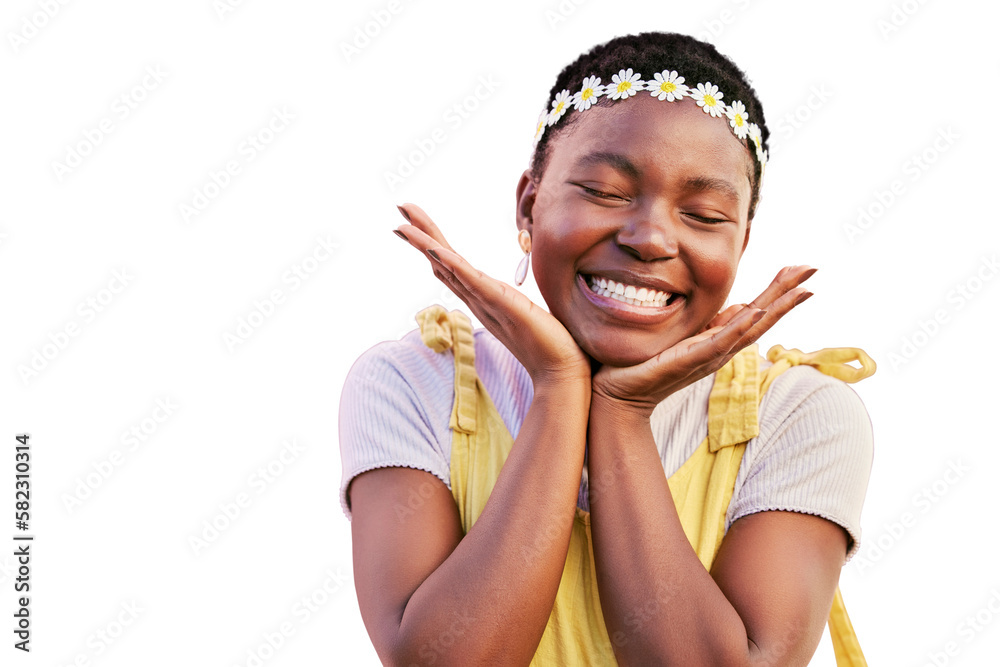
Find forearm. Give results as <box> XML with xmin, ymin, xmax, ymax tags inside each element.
<box><xmin>587</xmin><ymin>398</ymin><xmax>757</xmax><ymax>666</ymax></box>
<box><xmin>393</xmin><ymin>380</ymin><xmax>590</xmax><ymax>666</ymax></box>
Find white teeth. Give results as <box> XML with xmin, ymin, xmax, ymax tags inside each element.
<box><xmin>586</xmin><ymin>274</ymin><xmax>677</xmax><ymax>309</ymax></box>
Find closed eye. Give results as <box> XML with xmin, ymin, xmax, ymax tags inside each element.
<box><xmin>684</xmin><ymin>212</ymin><xmax>730</xmax><ymax>224</ymax></box>
<box><xmin>574</xmin><ymin>183</ymin><xmax>629</xmax><ymax>202</ymax></box>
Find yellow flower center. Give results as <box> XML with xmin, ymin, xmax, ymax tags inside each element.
<box><xmin>735</xmin><ymin>114</ymin><xmax>744</xmax><ymax>127</ymax></box>
<box><xmin>617</xmin><ymin>81</ymin><xmax>631</xmax><ymax>93</ymax></box>
<box><xmin>555</xmin><ymin>101</ymin><xmax>565</xmax><ymax>114</ymax></box>
<box><xmin>704</xmin><ymin>94</ymin><xmax>717</xmax><ymax>107</ymax></box>
<box><xmin>582</xmin><ymin>88</ymin><xmax>593</xmax><ymax>100</ymax></box>
<box><xmin>660</xmin><ymin>81</ymin><xmax>676</xmax><ymax>93</ymax></box>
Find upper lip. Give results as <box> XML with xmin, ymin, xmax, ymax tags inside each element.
<box><xmin>581</xmin><ymin>269</ymin><xmax>684</xmax><ymax>296</ymax></box>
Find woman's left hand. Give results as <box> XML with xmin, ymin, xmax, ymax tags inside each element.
<box><xmin>590</xmin><ymin>265</ymin><xmax>817</xmax><ymax>419</ymax></box>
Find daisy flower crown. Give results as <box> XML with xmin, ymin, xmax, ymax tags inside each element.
<box><xmin>532</xmin><ymin>68</ymin><xmax>768</xmax><ymax>169</ymax></box>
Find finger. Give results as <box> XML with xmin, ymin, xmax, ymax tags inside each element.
<box><xmin>426</xmin><ymin>246</ymin><xmax>525</xmax><ymax>317</ymax></box>
<box><xmin>704</xmin><ymin>303</ymin><xmax>748</xmax><ymax>330</ymax></box>
<box><xmin>695</xmin><ymin>306</ymin><xmax>767</xmax><ymax>354</ymax></box>
<box><xmin>394</xmin><ymin>224</ymin><xmax>459</xmax><ymax>286</ymax></box>
<box><xmin>392</xmin><ymin>225</ymin><xmax>480</xmax><ymax>308</ymax></box>
<box><xmin>427</xmin><ymin>253</ymin><xmax>478</xmax><ymax>308</ymax></box>
<box><xmin>734</xmin><ymin>286</ymin><xmax>813</xmax><ymax>350</ymax></box>
<box><xmin>648</xmin><ymin>306</ymin><xmax>767</xmax><ymax>381</ymax></box>
<box><xmin>425</xmin><ymin>246</ymin><xmax>560</xmax><ymax>344</ymax></box>
<box><xmin>683</xmin><ymin>307</ymin><xmax>769</xmax><ymax>378</ymax></box>
<box><xmin>701</xmin><ymin>266</ymin><xmax>814</xmax><ymax>334</ymax></box>
<box><xmin>747</xmin><ymin>265</ymin><xmax>817</xmax><ymax>312</ymax></box>
<box><xmin>395</xmin><ymin>223</ymin><xmax>442</xmax><ymax>257</ymax></box>
<box><xmin>715</xmin><ymin>265</ymin><xmax>815</xmax><ymax>350</ymax></box>
<box><xmin>396</xmin><ymin>203</ymin><xmax>456</xmax><ymax>253</ymax></box>
<box><xmin>602</xmin><ymin>306</ymin><xmax>767</xmax><ymax>403</ymax></box>
<box><xmin>394</xmin><ymin>212</ymin><xmax>554</xmax><ymax>350</ymax></box>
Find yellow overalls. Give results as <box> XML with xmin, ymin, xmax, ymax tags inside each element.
<box><xmin>416</xmin><ymin>305</ymin><xmax>875</xmax><ymax>666</ymax></box>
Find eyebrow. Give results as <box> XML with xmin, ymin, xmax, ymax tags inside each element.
<box><xmin>681</xmin><ymin>176</ymin><xmax>742</xmax><ymax>203</ymax></box>
<box><xmin>573</xmin><ymin>151</ymin><xmax>641</xmax><ymax>180</ymax></box>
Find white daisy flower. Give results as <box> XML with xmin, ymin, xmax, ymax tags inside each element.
<box><xmin>748</xmin><ymin>123</ymin><xmax>763</xmax><ymax>152</ymax></box>
<box><xmin>748</xmin><ymin>122</ymin><xmax>767</xmax><ymax>165</ymax></box>
<box><xmin>547</xmin><ymin>89</ymin><xmax>572</xmax><ymax>126</ymax></box>
<box><xmin>647</xmin><ymin>70</ymin><xmax>688</xmax><ymax>102</ymax></box>
<box><xmin>532</xmin><ymin>109</ymin><xmax>548</xmax><ymax>147</ymax></box>
<box><xmin>572</xmin><ymin>76</ymin><xmax>604</xmax><ymax>111</ymax></box>
<box><xmin>726</xmin><ymin>100</ymin><xmax>750</xmax><ymax>139</ymax></box>
<box><xmin>609</xmin><ymin>68</ymin><xmax>642</xmax><ymax>100</ymax></box>
<box><xmin>692</xmin><ymin>82</ymin><xmax>725</xmax><ymax>118</ymax></box>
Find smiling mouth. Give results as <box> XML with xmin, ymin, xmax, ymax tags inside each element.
<box><xmin>584</xmin><ymin>274</ymin><xmax>682</xmax><ymax>308</ymax></box>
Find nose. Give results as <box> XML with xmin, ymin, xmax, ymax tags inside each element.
<box><xmin>614</xmin><ymin>203</ymin><xmax>679</xmax><ymax>262</ymax></box>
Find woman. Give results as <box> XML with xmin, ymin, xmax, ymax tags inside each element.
<box><xmin>341</xmin><ymin>32</ymin><xmax>874</xmax><ymax>665</ymax></box>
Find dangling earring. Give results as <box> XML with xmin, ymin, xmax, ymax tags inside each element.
<box><xmin>514</xmin><ymin>229</ymin><xmax>532</xmax><ymax>286</ymax></box>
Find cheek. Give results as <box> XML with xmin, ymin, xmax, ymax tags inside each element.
<box><xmin>530</xmin><ymin>234</ymin><xmax>576</xmax><ymax>307</ymax></box>
<box><xmin>687</xmin><ymin>241</ymin><xmax>741</xmax><ymax>308</ymax></box>
<box><xmin>529</xmin><ymin>207</ymin><xmax>592</xmax><ymax>281</ymax></box>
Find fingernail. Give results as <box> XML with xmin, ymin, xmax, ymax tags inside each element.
<box><xmin>396</xmin><ymin>205</ymin><xmax>411</xmax><ymax>222</ymax></box>
<box><xmin>751</xmin><ymin>309</ymin><xmax>767</xmax><ymax>324</ymax></box>
<box><xmin>795</xmin><ymin>291</ymin><xmax>814</xmax><ymax>306</ymax></box>
<box><xmin>427</xmin><ymin>248</ymin><xmax>441</xmax><ymax>262</ymax></box>
<box><xmin>392</xmin><ymin>229</ymin><xmax>407</xmax><ymax>240</ymax></box>
<box><xmin>801</xmin><ymin>267</ymin><xmax>818</xmax><ymax>281</ymax></box>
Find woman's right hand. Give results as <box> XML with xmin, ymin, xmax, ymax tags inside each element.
<box><xmin>395</xmin><ymin>203</ymin><xmax>592</xmax><ymax>387</ymax></box>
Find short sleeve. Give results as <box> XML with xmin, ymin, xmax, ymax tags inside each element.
<box><xmin>726</xmin><ymin>366</ymin><xmax>875</xmax><ymax>562</ymax></box>
<box><xmin>338</xmin><ymin>332</ymin><xmax>454</xmax><ymax>520</ymax></box>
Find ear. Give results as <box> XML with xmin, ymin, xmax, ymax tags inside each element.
<box><xmin>515</xmin><ymin>169</ymin><xmax>536</xmax><ymax>235</ymax></box>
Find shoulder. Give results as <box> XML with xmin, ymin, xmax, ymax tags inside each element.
<box><xmin>757</xmin><ymin>361</ymin><xmax>873</xmax><ymax>442</ymax></box>
<box><xmin>730</xmin><ymin>357</ymin><xmax>875</xmax><ymax>561</ymax></box>
<box><xmin>342</xmin><ymin>328</ymin><xmax>452</xmax><ymax>392</ymax></box>
<box><xmin>338</xmin><ymin>329</ymin><xmax>457</xmax><ymax>520</ymax></box>
<box><xmin>338</xmin><ymin>315</ymin><xmax>530</xmax><ymax>519</ymax></box>
<box><xmin>342</xmin><ymin>318</ymin><xmax>527</xmax><ymax>397</ymax></box>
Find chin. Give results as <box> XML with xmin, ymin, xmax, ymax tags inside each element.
<box><xmin>580</xmin><ymin>336</ymin><xmax>670</xmax><ymax>369</ymax></box>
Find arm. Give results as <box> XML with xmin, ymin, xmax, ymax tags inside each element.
<box><xmin>351</xmin><ymin>376</ymin><xmax>590</xmax><ymax>666</ymax></box>
<box><xmin>587</xmin><ymin>398</ymin><xmax>846</xmax><ymax>666</ymax></box>
<box><xmin>349</xmin><ymin>203</ymin><xmax>595</xmax><ymax>665</ymax></box>
<box><xmin>585</xmin><ymin>265</ymin><xmax>847</xmax><ymax>664</ymax></box>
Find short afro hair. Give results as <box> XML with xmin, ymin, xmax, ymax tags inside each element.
<box><xmin>530</xmin><ymin>32</ymin><xmax>770</xmax><ymax>220</ymax></box>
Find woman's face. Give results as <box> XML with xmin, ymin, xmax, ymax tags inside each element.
<box><xmin>517</xmin><ymin>95</ymin><xmax>754</xmax><ymax>367</ymax></box>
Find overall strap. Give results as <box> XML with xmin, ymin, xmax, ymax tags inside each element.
<box><xmin>672</xmin><ymin>345</ymin><xmax>762</xmax><ymax>569</ymax></box>
<box><xmin>416</xmin><ymin>305</ymin><xmax>514</xmax><ymax>532</ymax></box>
<box><xmin>416</xmin><ymin>305</ymin><xmax>478</xmax><ymax>435</ymax></box>
<box><xmin>764</xmin><ymin>345</ymin><xmax>876</xmax><ymax>386</ymax></box>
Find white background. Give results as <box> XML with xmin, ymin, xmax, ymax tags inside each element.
<box><xmin>2</xmin><ymin>0</ymin><xmax>998</xmax><ymax>665</ymax></box>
